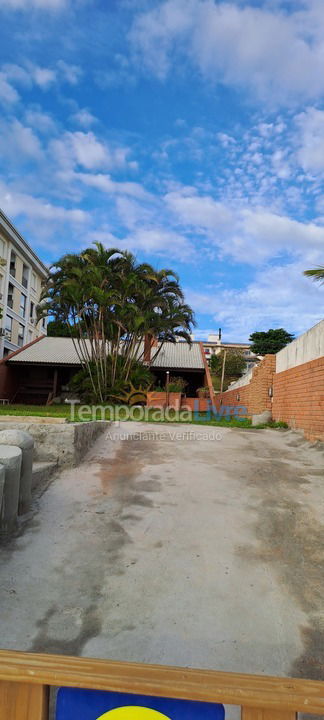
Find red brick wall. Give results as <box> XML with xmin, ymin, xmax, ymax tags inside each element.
<box><xmin>146</xmin><ymin>391</ymin><xmax>181</xmax><ymax>410</ymax></box>
<box><xmin>181</xmin><ymin>397</ymin><xmax>209</xmax><ymax>412</ymax></box>
<box><xmin>273</xmin><ymin>357</ymin><xmax>324</xmax><ymax>442</ymax></box>
<box><xmin>147</xmin><ymin>392</ymin><xmax>208</xmax><ymax>412</ymax></box>
<box><xmin>214</xmin><ymin>355</ymin><xmax>276</xmax><ymax>417</ymax></box>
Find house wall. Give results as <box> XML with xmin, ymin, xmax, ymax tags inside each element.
<box><xmin>214</xmin><ymin>321</ymin><xmax>324</xmax><ymax>442</ymax></box>
<box><xmin>214</xmin><ymin>355</ymin><xmax>276</xmax><ymax>417</ymax></box>
<box><xmin>275</xmin><ymin>320</ymin><xmax>324</xmax><ymax>371</ymax></box>
<box><xmin>272</xmin><ymin>322</ymin><xmax>324</xmax><ymax>442</ymax></box>
<box><xmin>146</xmin><ymin>392</ymin><xmax>209</xmax><ymax>412</ymax></box>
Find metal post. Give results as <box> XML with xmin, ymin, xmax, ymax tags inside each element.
<box><xmin>166</xmin><ymin>370</ymin><xmax>170</xmax><ymax>408</ymax></box>
<box><xmin>220</xmin><ymin>350</ymin><xmax>227</xmax><ymax>393</ymax></box>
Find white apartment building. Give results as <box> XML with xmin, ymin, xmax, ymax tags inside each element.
<box><xmin>202</xmin><ymin>330</ymin><xmax>258</xmax><ymax>371</ymax></box>
<box><xmin>0</xmin><ymin>210</ymin><xmax>48</xmax><ymax>358</ymax></box>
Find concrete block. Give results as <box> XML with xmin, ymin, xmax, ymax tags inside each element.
<box><xmin>0</xmin><ymin>445</ymin><xmax>22</xmax><ymax>536</ymax></box>
<box><xmin>252</xmin><ymin>410</ymin><xmax>272</xmax><ymax>426</ymax></box>
<box><xmin>0</xmin><ymin>420</ymin><xmax>109</xmax><ymax>468</ymax></box>
<box><xmin>0</xmin><ymin>429</ymin><xmax>34</xmax><ymax>515</ymax></box>
<box><xmin>32</xmin><ymin>461</ymin><xmax>57</xmax><ymax>492</ymax></box>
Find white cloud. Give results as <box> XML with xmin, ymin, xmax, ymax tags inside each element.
<box><xmin>4</xmin><ymin>62</ymin><xmax>57</xmax><ymax>90</ymax></box>
<box><xmin>0</xmin><ymin>0</ymin><xmax>67</xmax><ymax>8</ymax></box>
<box><xmin>296</xmin><ymin>107</ymin><xmax>324</xmax><ymax>173</ymax></box>
<box><xmin>1</xmin><ymin>62</ymin><xmax>57</xmax><ymax>93</ymax></box>
<box><xmin>24</xmin><ymin>109</ymin><xmax>57</xmax><ymax>134</ymax></box>
<box><xmin>1</xmin><ymin>59</ymin><xmax>81</xmax><ymax>96</ymax></box>
<box><xmin>0</xmin><ymin>73</ymin><xmax>19</xmax><ymax>104</ymax></box>
<box><xmin>51</xmin><ymin>131</ymin><xmax>132</xmax><ymax>172</ymax></box>
<box><xmin>0</xmin><ymin>182</ymin><xmax>88</xmax><ymax>225</ymax></box>
<box><xmin>0</xmin><ymin>119</ymin><xmax>43</xmax><ymax>162</ymax></box>
<box><xmin>237</xmin><ymin>208</ymin><xmax>324</xmax><ymax>262</ymax></box>
<box><xmin>88</xmin><ymin>226</ymin><xmax>194</xmax><ymax>261</ymax></box>
<box><xmin>76</xmin><ymin>172</ymin><xmax>150</xmax><ymax>199</ymax></box>
<box><xmin>71</xmin><ymin>108</ymin><xmax>97</xmax><ymax>128</ymax></box>
<box><xmin>115</xmin><ymin>196</ymin><xmax>155</xmax><ymax>230</ymax></box>
<box><xmin>130</xmin><ymin>0</ymin><xmax>324</xmax><ymax>105</ymax></box>
<box><xmin>68</xmin><ymin>132</ymin><xmax>103</xmax><ymax>169</ymax></box>
<box><xmin>32</xmin><ymin>66</ymin><xmax>56</xmax><ymax>89</ymax></box>
<box><xmin>121</xmin><ymin>228</ymin><xmax>194</xmax><ymax>261</ymax></box>
<box><xmin>1</xmin><ymin>63</ymin><xmax>30</xmax><ymax>87</ymax></box>
<box><xmin>186</xmin><ymin>261</ymin><xmax>324</xmax><ymax>341</ymax></box>
<box><xmin>217</xmin><ymin>132</ymin><xmax>236</xmax><ymax>148</ymax></box>
<box><xmin>164</xmin><ymin>188</ymin><xmax>324</xmax><ymax>264</ymax></box>
<box><xmin>165</xmin><ymin>188</ymin><xmax>232</xmax><ymax>229</ymax></box>
<box><xmin>57</xmin><ymin>60</ymin><xmax>83</xmax><ymax>85</ymax></box>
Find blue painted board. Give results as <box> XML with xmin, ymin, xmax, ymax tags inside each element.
<box><xmin>56</xmin><ymin>687</ymin><xmax>225</xmax><ymax>719</ymax></box>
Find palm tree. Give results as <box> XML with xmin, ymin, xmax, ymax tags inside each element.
<box><xmin>38</xmin><ymin>245</ymin><xmax>122</xmax><ymax>401</ymax></box>
<box><xmin>38</xmin><ymin>244</ymin><xmax>195</xmax><ymax>402</ymax></box>
<box><xmin>304</xmin><ymin>266</ymin><xmax>324</xmax><ymax>284</ymax></box>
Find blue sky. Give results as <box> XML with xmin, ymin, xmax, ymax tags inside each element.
<box><xmin>0</xmin><ymin>0</ymin><xmax>324</xmax><ymax>341</ymax></box>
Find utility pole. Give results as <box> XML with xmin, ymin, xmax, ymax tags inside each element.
<box><xmin>220</xmin><ymin>349</ymin><xmax>227</xmax><ymax>393</ymax></box>
<box><xmin>166</xmin><ymin>370</ymin><xmax>170</xmax><ymax>408</ymax></box>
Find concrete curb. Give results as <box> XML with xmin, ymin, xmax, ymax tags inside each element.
<box><xmin>0</xmin><ymin>446</ymin><xmax>22</xmax><ymax>535</ymax></box>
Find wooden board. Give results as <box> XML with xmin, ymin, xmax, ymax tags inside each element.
<box><xmin>242</xmin><ymin>708</ymin><xmax>297</xmax><ymax>720</ymax></box>
<box><xmin>0</xmin><ymin>650</ymin><xmax>323</xmax><ymax>714</ymax></box>
<box><xmin>0</xmin><ymin>680</ymin><xmax>48</xmax><ymax>720</ymax></box>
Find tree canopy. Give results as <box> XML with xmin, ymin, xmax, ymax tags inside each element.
<box><xmin>210</xmin><ymin>349</ymin><xmax>246</xmax><ymax>377</ymax></box>
<box><xmin>249</xmin><ymin>328</ymin><xmax>294</xmax><ymax>355</ymax></box>
<box><xmin>304</xmin><ymin>266</ymin><xmax>324</xmax><ymax>284</ymax></box>
<box><xmin>47</xmin><ymin>320</ymin><xmax>75</xmax><ymax>337</ymax></box>
<box><xmin>38</xmin><ymin>243</ymin><xmax>195</xmax><ymax>402</ymax></box>
<box><xmin>210</xmin><ymin>349</ymin><xmax>247</xmax><ymax>391</ymax></box>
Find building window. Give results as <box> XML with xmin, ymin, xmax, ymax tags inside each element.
<box><xmin>5</xmin><ymin>315</ymin><xmax>12</xmax><ymax>340</ymax></box>
<box><xmin>0</xmin><ymin>238</ymin><xmax>5</xmax><ymax>261</ymax></box>
<box><xmin>19</xmin><ymin>292</ymin><xmax>26</xmax><ymax>318</ymax></box>
<box><xmin>3</xmin><ymin>348</ymin><xmax>10</xmax><ymax>358</ymax></box>
<box><xmin>10</xmin><ymin>251</ymin><xmax>16</xmax><ymax>278</ymax></box>
<box><xmin>31</xmin><ymin>272</ymin><xmax>37</xmax><ymax>292</ymax></box>
<box><xmin>22</xmin><ymin>264</ymin><xmax>29</xmax><ymax>289</ymax></box>
<box><xmin>30</xmin><ymin>301</ymin><xmax>34</xmax><ymax>320</ymax></box>
<box><xmin>28</xmin><ymin>329</ymin><xmax>33</xmax><ymax>343</ymax></box>
<box><xmin>7</xmin><ymin>283</ymin><xmax>14</xmax><ymax>309</ymax></box>
<box><xmin>42</xmin><ymin>316</ymin><xmax>46</xmax><ymax>330</ymax></box>
<box><xmin>17</xmin><ymin>323</ymin><xmax>24</xmax><ymax>347</ymax></box>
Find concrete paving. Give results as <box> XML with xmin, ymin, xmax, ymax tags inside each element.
<box><xmin>0</xmin><ymin>422</ymin><xmax>323</xmax><ymax>682</ymax></box>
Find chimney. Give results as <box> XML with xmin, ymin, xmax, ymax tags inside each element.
<box><xmin>144</xmin><ymin>335</ymin><xmax>151</xmax><ymax>363</ymax></box>
<box><xmin>219</xmin><ymin>328</ymin><xmax>222</xmax><ymax>341</ymax></box>
<box><xmin>144</xmin><ymin>335</ymin><xmax>158</xmax><ymax>364</ymax></box>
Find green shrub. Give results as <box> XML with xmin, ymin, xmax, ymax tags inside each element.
<box><xmin>70</xmin><ymin>357</ymin><xmax>154</xmax><ymax>403</ymax></box>
<box><xmin>167</xmin><ymin>376</ymin><xmax>188</xmax><ymax>393</ymax></box>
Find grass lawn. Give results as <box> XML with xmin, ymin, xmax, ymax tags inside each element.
<box><xmin>0</xmin><ymin>404</ymin><xmax>287</xmax><ymax>429</ymax></box>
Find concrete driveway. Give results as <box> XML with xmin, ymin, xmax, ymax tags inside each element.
<box><xmin>0</xmin><ymin>422</ymin><xmax>323</xmax><ymax>681</ymax></box>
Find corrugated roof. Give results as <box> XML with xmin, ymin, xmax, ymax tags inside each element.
<box><xmin>9</xmin><ymin>337</ymin><xmax>86</xmax><ymax>365</ymax></box>
<box><xmin>149</xmin><ymin>342</ymin><xmax>204</xmax><ymax>369</ymax></box>
<box><xmin>8</xmin><ymin>337</ymin><xmax>204</xmax><ymax>370</ymax></box>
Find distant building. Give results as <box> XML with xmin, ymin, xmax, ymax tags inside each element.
<box><xmin>202</xmin><ymin>329</ymin><xmax>259</xmax><ymax>372</ymax></box>
<box><xmin>0</xmin><ymin>210</ymin><xmax>48</xmax><ymax>358</ymax></box>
